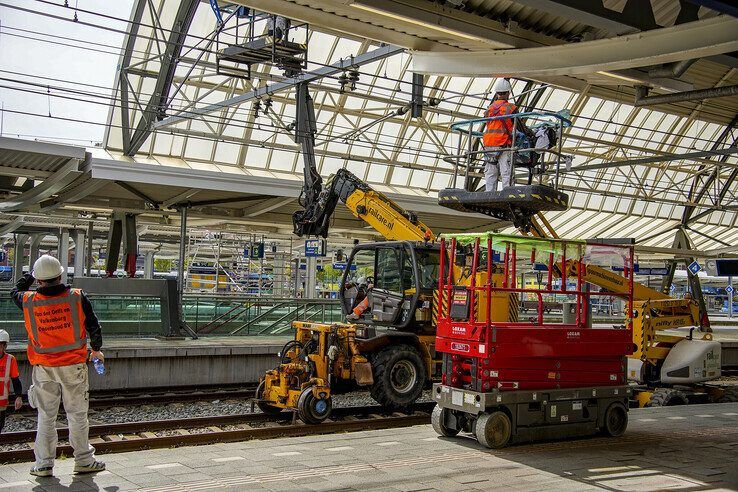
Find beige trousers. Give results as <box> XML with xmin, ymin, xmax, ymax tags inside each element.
<box><xmin>31</xmin><ymin>363</ymin><xmax>95</xmax><ymax>468</ymax></box>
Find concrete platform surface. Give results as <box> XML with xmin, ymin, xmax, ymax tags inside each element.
<box><xmin>6</xmin><ymin>336</ymin><xmax>292</xmax><ymax>359</ymax></box>
<box><xmin>1</xmin><ymin>403</ymin><xmax>737</xmax><ymax>491</ymax></box>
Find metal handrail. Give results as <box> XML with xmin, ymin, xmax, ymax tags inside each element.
<box><xmin>448</xmin><ymin>111</ymin><xmax>571</xmax><ymax>190</ymax></box>
<box><xmin>449</xmin><ymin>111</ymin><xmax>572</xmax><ymax>135</ymax></box>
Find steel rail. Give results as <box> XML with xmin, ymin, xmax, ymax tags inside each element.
<box><xmin>0</xmin><ymin>403</ymin><xmax>435</xmax><ymax>464</ymax></box>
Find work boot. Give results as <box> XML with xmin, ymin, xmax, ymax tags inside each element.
<box><xmin>74</xmin><ymin>461</ymin><xmax>106</xmax><ymax>474</ymax></box>
<box><xmin>29</xmin><ymin>466</ymin><xmax>53</xmax><ymax>477</ymax></box>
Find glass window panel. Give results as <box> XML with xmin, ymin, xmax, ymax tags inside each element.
<box><xmin>367</xmin><ymin>163</ymin><xmax>387</xmax><ymax>183</ymax></box>
<box><xmin>409</xmin><ymin>169</ymin><xmax>430</xmax><ymax>189</ymax></box>
<box><xmin>390</xmin><ymin>167</ymin><xmax>411</xmax><ymax>186</ymax></box>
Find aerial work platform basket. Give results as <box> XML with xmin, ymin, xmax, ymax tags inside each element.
<box><xmin>214</xmin><ymin>12</ymin><xmax>308</xmax><ymax>78</ymax></box>
<box><xmin>439</xmin><ymin>111</ymin><xmax>572</xmax><ymax>230</ymax></box>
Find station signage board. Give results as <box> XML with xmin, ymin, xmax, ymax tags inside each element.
<box><xmin>688</xmin><ymin>261</ymin><xmax>702</xmax><ymax>275</ymax></box>
<box><xmin>305</xmin><ymin>239</ymin><xmax>326</xmax><ymax>257</ymax></box>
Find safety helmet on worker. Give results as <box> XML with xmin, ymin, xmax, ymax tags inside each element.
<box><xmin>493</xmin><ymin>78</ymin><xmax>512</xmax><ymax>95</ymax></box>
<box><xmin>356</xmin><ymin>276</ymin><xmax>367</xmax><ymax>287</ymax></box>
<box><xmin>0</xmin><ymin>329</ymin><xmax>9</xmax><ymax>344</ymax></box>
<box><xmin>32</xmin><ymin>255</ymin><xmax>64</xmax><ymax>281</ymax></box>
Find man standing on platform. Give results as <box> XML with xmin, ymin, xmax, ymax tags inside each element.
<box><xmin>482</xmin><ymin>79</ymin><xmax>535</xmax><ymax>191</ymax></box>
<box><xmin>10</xmin><ymin>255</ymin><xmax>105</xmax><ymax>477</ymax></box>
<box><xmin>0</xmin><ymin>329</ymin><xmax>23</xmax><ymax>433</ymax></box>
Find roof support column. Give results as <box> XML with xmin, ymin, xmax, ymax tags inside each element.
<box><xmin>13</xmin><ymin>234</ymin><xmax>28</xmax><ymax>283</ymax></box>
<box><xmin>74</xmin><ymin>229</ymin><xmax>86</xmax><ymax>280</ymax></box>
<box><xmin>659</xmin><ymin>227</ymin><xmax>710</xmax><ymax>330</ymax></box>
<box><xmin>59</xmin><ymin>229</ymin><xmax>70</xmax><ymax>285</ymax></box>
<box><xmin>28</xmin><ymin>234</ymin><xmax>44</xmax><ymax>271</ymax></box>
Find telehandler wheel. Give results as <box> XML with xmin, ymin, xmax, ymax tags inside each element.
<box><xmin>717</xmin><ymin>386</ymin><xmax>738</xmax><ymax>403</ymax></box>
<box><xmin>645</xmin><ymin>388</ymin><xmax>688</xmax><ymax>407</ymax></box>
<box><xmin>431</xmin><ymin>405</ymin><xmax>460</xmax><ymax>437</ymax></box>
<box><xmin>602</xmin><ymin>402</ymin><xmax>628</xmax><ymax>437</ymax></box>
<box><xmin>370</xmin><ymin>344</ymin><xmax>426</xmax><ymax>410</ymax></box>
<box><xmin>255</xmin><ymin>381</ymin><xmax>283</xmax><ymax>415</ymax></box>
<box><xmin>475</xmin><ymin>411</ymin><xmax>511</xmax><ymax>449</ymax></box>
<box><xmin>297</xmin><ymin>388</ymin><xmax>332</xmax><ymax>424</ymax></box>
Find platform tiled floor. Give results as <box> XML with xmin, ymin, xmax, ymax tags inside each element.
<box><xmin>1</xmin><ymin>403</ymin><xmax>737</xmax><ymax>491</ymax></box>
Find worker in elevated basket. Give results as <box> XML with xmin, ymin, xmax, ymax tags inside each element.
<box><xmin>10</xmin><ymin>255</ymin><xmax>105</xmax><ymax>477</ymax></box>
<box><xmin>0</xmin><ymin>329</ymin><xmax>23</xmax><ymax>433</ymax></box>
<box><xmin>482</xmin><ymin>78</ymin><xmax>535</xmax><ymax>191</ymax></box>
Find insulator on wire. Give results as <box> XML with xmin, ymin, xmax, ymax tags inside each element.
<box><xmin>348</xmin><ymin>70</ymin><xmax>360</xmax><ymax>91</ymax></box>
<box><xmin>338</xmin><ymin>73</ymin><xmax>349</xmax><ymax>93</ymax></box>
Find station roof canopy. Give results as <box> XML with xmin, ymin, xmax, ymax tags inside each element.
<box><xmin>0</xmin><ymin>0</ymin><xmax>737</xmax><ymax>254</ymax></box>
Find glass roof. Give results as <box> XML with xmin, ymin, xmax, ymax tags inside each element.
<box><xmin>21</xmin><ymin>0</ymin><xmax>731</xmax><ymax>250</ymax></box>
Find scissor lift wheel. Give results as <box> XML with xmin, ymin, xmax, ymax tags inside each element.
<box><xmin>431</xmin><ymin>405</ymin><xmax>460</xmax><ymax>437</ymax></box>
<box><xmin>475</xmin><ymin>411</ymin><xmax>512</xmax><ymax>449</ymax></box>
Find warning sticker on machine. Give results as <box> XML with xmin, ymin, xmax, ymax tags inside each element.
<box><xmin>452</xmin><ymin>391</ymin><xmax>463</xmax><ymax>406</ymax></box>
<box><xmin>550</xmin><ymin>405</ymin><xmax>557</xmax><ymax>417</ymax></box>
<box><xmin>572</xmin><ymin>401</ymin><xmax>582</xmax><ymax>410</ymax></box>
<box><xmin>464</xmin><ymin>393</ymin><xmax>476</xmax><ymax>405</ymax></box>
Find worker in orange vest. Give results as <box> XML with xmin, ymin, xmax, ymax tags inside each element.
<box><xmin>0</xmin><ymin>329</ymin><xmax>23</xmax><ymax>434</ymax></box>
<box><xmin>10</xmin><ymin>255</ymin><xmax>105</xmax><ymax>477</ymax></box>
<box><xmin>346</xmin><ymin>276</ymin><xmax>373</xmax><ymax>321</ymax></box>
<box><xmin>482</xmin><ymin>79</ymin><xmax>535</xmax><ymax>191</ymax></box>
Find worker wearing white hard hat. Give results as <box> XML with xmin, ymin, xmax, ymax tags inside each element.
<box><xmin>0</xmin><ymin>328</ymin><xmax>22</xmax><ymax>434</ymax></box>
<box><xmin>347</xmin><ymin>276</ymin><xmax>374</xmax><ymax>321</ymax></box>
<box><xmin>10</xmin><ymin>254</ymin><xmax>105</xmax><ymax>476</ymax></box>
<box><xmin>482</xmin><ymin>78</ymin><xmax>535</xmax><ymax>192</ymax></box>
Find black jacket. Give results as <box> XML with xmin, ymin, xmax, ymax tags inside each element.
<box><xmin>10</xmin><ymin>274</ymin><xmax>103</xmax><ymax>351</ymax></box>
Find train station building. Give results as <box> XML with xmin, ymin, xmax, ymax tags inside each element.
<box><xmin>0</xmin><ymin>0</ymin><xmax>737</xmax><ymax>490</ymax></box>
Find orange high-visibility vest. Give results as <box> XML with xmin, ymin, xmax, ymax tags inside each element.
<box><xmin>352</xmin><ymin>296</ymin><xmax>369</xmax><ymax>316</ymax></box>
<box><xmin>22</xmin><ymin>289</ymin><xmax>88</xmax><ymax>367</ymax></box>
<box><xmin>0</xmin><ymin>353</ymin><xmax>18</xmax><ymax>407</ymax></box>
<box><xmin>482</xmin><ymin>100</ymin><xmax>516</xmax><ymax>148</ymax></box>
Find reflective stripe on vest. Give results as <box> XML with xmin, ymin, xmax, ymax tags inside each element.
<box><xmin>0</xmin><ymin>355</ymin><xmax>11</xmax><ymax>402</ymax></box>
<box><xmin>483</xmin><ymin>101</ymin><xmax>515</xmax><ymax>146</ymax></box>
<box><xmin>23</xmin><ymin>290</ymin><xmax>86</xmax><ymax>354</ymax></box>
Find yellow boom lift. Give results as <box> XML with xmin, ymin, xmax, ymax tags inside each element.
<box><xmin>256</xmin><ymin>84</ymin><xmax>725</xmax><ymax>423</ymax></box>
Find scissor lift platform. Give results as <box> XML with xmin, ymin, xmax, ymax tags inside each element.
<box><xmin>438</xmin><ymin>185</ymin><xmax>568</xmax><ymax>229</ymax></box>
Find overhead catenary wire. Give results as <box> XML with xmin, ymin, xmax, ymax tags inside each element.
<box><xmin>0</xmin><ymin>1</ymin><xmax>734</xmax><ymax>178</ymax></box>
<box><xmin>2</xmin><ymin>76</ymin><xmax>733</xmax><ymax>199</ymax></box>
<box><xmin>0</xmin><ymin>9</ymin><xmax>732</xmax><ymax>147</ymax></box>
<box><xmin>2</xmin><ymin>102</ymin><xmax>726</xmax><ymax>209</ymax></box>
<box><xmin>9</xmin><ymin>0</ymin><xmax>731</xmax><ymax>128</ymax></box>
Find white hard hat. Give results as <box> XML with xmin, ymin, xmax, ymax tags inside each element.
<box><xmin>0</xmin><ymin>329</ymin><xmax>9</xmax><ymax>343</ymax></box>
<box><xmin>32</xmin><ymin>254</ymin><xmax>64</xmax><ymax>281</ymax></box>
<box><xmin>356</xmin><ymin>276</ymin><xmax>367</xmax><ymax>286</ymax></box>
<box><xmin>493</xmin><ymin>78</ymin><xmax>512</xmax><ymax>94</ymax></box>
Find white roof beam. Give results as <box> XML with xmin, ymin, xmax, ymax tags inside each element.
<box><xmin>411</xmin><ymin>16</ymin><xmax>738</xmax><ymax>77</ymax></box>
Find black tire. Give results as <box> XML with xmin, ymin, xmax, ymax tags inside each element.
<box><xmin>370</xmin><ymin>344</ymin><xmax>427</xmax><ymax>410</ymax></box>
<box><xmin>602</xmin><ymin>402</ymin><xmax>628</xmax><ymax>437</ymax></box>
<box><xmin>279</xmin><ymin>340</ymin><xmax>304</xmax><ymax>364</ymax></box>
<box><xmin>297</xmin><ymin>388</ymin><xmax>332</xmax><ymax>424</ymax></box>
<box><xmin>717</xmin><ymin>386</ymin><xmax>738</xmax><ymax>403</ymax></box>
<box><xmin>475</xmin><ymin>411</ymin><xmax>511</xmax><ymax>449</ymax></box>
<box><xmin>431</xmin><ymin>405</ymin><xmax>460</xmax><ymax>437</ymax></box>
<box><xmin>255</xmin><ymin>380</ymin><xmax>283</xmax><ymax>415</ymax></box>
<box><xmin>644</xmin><ymin>388</ymin><xmax>689</xmax><ymax>407</ymax></box>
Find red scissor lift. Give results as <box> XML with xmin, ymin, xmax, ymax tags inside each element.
<box><xmin>432</xmin><ymin>232</ymin><xmax>635</xmax><ymax>448</ymax></box>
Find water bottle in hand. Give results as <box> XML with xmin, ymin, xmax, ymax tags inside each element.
<box><xmin>92</xmin><ymin>357</ymin><xmax>105</xmax><ymax>375</ymax></box>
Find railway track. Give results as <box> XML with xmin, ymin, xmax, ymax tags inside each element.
<box><xmin>0</xmin><ymin>402</ymin><xmax>435</xmax><ymax>464</ymax></box>
<box><xmin>13</xmin><ymin>385</ymin><xmax>258</xmax><ymax>416</ymax></box>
